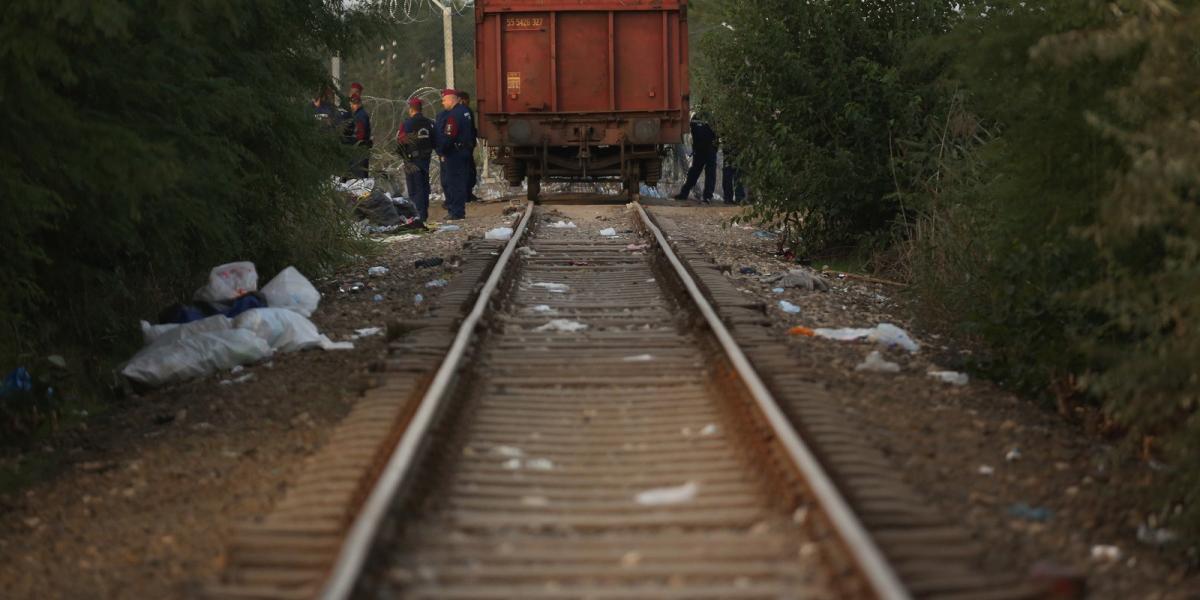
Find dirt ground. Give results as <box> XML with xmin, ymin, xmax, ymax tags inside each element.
<box><xmin>644</xmin><ymin>198</ymin><xmax>1200</xmax><ymax>599</ymax></box>
<box><xmin>1</xmin><ymin>192</ymin><xmax>1196</xmax><ymax>599</ymax></box>
<box><xmin>0</xmin><ymin>198</ymin><xmax>519</xmax><ymax>599</ymax></box>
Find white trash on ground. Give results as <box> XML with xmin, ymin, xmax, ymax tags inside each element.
<box><xmin>635</xmin><ymin>481</ymin><xmax>699</xmax><ymax>506</ymax></box>
<box><xmin>599</xmin><ymin>228</ymin><xmax>617</xmax><ymax>237</ymax></box>
<box><xmin>233</xmin><ymin>308</ymin><xmax>337</xmax><ymax>353</ymax></box>
<box><xmin>367</xmin><ymin>266</ymin><xmax>389</xmax><ymax>277</ymax></box>
<box><xmin>260</xmin><ymin>266</ymin><xmax>321</xmax><ymax>317</ymax></box>
<box><xmin>485</xmin><ymin>227</ymin><xmax>514</xmax><ymax>241</ymax></box>
<box><xmin>351</xmin><ymin>327</ymin><xmax>384</xmax><ymax>340</ymax></box>
<box><xmin>814</xmin><ymin>323</ymin><xmax>920</xmax><ymax>353</ymax></box>
<box><xmin>531</xmin><ymin>282</ymin><xmax>570</xmax><ymax>293</ymax></box>
<box><xmin>534</xmin><ymin>319</ymin><xmax>588</xmax><ymax>333</ymax></box>
<box><xmin>140</xmin><ymin>314</ymin><xmax>232</xmax><ymax>347</ymax></box>
<box><xmin>623</xmin><ymin>354</ymin><xmax>654</xmax><ymax>362</ymax></box>
<box><xmin>531</xmin><ymin>305</ymin><xmax>556</xmax><ymax>314</ymax></box>
<box><xmin>121</xmin><ymin>330</ymin><xmax>271</xmax><ymax>387</ymax></box>
<box><xmin>778</xmin><ymin>300</ymin><xmax>802</xmax><ymax>314</ymax></box>
<box><xmin>855</xmin><ymin>351</ymin><xmax>901</xmax><ymax>373</ymax></box>
<box><xmin>438</xmin><ymin>224</ymin><xmax>461</xmax><ymax>232</ymax></box>
<box><xmin>547</xmin><ymin>221</ymin><xmax>577</xmax><ymax>229</ymax></box>
<box><xmin>928</xmin><ymin>370</ymin><xmax>969</xmax><ymax>386</ymax></box>
<box><xmin>194</xmin><ymin>262</ymin><xmax>258</xmax><ymax>303</ymax></box>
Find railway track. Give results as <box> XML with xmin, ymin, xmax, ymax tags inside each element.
<box><xmin>215</xmin><ymin>202</ymin><xmax>1041</xmax><ymax>600</ymax></box>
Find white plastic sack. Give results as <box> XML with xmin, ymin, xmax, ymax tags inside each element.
<box><xmin>121</xmin><ymin>329</ymin><xmax>271</xmax><ymax>387</ymax></box>
<box><xmin>260</xmin><ymin>266</ymin><xmax>321</xmax><ymax>317</ymax></box>
<box><xmin>140</xmin><ymin>314</ymin><xmax>232</xmax><ymax>347</ymax></box>
<box><xmin>814</xmin><ymin>323</ymin><xmax>920</xmax><ymax>353</ymax></box>
<box><xmin>485</xmin><ymin>227</ymin><xmax>514</xmax><ymax>241</ymax></box>
<box><xmin>195</xmin><ymin>262</ymin><xmax>258</xmax><ymax>303</ymax></box>
<box><xmin>233</xmin><ymin>308</ymin><xmax>327</xmax><ymax>353</ymax></box>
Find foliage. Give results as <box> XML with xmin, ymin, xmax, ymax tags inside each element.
<box><xmin>0</xmin><ymin>0</ymin><xmax>392</xmax><ymax>442</ymax></box>
<box><xmin>696</xmin><ymin>0</ymin><xmax>957</xmax><ymax>252</ymax></box>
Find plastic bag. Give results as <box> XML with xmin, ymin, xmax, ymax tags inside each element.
<box><xmin>233</xmin><ymin>308</ymin><xmax>327</xmax><ymax>353</ymax></box>
<box><xmin>140</xmin><ymin>314</ymin><xmax>232</xmax><ymax>347</ymax></box>
<box><xmin>260</xmin><ymin>266</ymin><xmax>321</xmax><ymax>317</ymax></box>
<box><xmin>485</xmin><ymin>227</ymin><xmax>514</xmax><ymax>241</ymax></box>
<box><xmin>195</xmin><ymin>262</ymin><xmax>258</xmax><ymax>304</ymax></box>
<box><xmin>121</xmin><ymin>330</ymin><xmax>271</xmax><ymax>387</ymax></box>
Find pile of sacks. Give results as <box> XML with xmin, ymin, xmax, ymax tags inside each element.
<box><xmin>121</xmin><ymin>262</ymin><xmax>351</xmax><ymax>388</ymax></box>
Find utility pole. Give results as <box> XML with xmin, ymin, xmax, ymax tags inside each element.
<box><xmin>428</xmin><ymin>0</ymin><xmax>456</xmax><ymax>89</ymax></box>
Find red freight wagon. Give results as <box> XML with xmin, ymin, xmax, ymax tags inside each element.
<box><xmin>474</xmin><ymin>0</ymin><xmax>690</xmax><ymax>200</ymax></box>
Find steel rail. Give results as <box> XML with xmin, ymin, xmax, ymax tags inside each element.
<box><xmin>634</xmin><ymin>202</ymin><xmax>911</xmax><ymax>600</ymax></box>
<box><xmin>318</xmin><ymin>202</ymin><xmax>535</xmax><ymax>600</ymax></box>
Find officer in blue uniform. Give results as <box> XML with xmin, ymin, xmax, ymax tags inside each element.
<box><xmin>458</xmin><ymin>91</ymin><xmax>480</xmax><ymax>202</ymax></box>
<box><xmin>398</xmin><ymin>97</ymin><xmax>435</xmax><ymax>223</ymax></box>
<box><xmin>673</xmin><ymin>112</ymin><xmax>719</xmax><ymax>203</ymax></box>
<box><xmin>346</xmin><ymin>93</ymin><xmax>372</xmax><ymax>179</ymax></box>
<box><xmin>434</xmin><ymin>88</ymin><xmax>475</xmax><ymax>220</ymax></box>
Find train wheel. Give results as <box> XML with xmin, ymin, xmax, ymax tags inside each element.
<box><xmin>626</xmin><ymin>174</ymin><xmax>641</xmax><ymax>202</ymax></box>
<box><xmin>527</xmin><ymin>177</ymin><xmax>541</xmax><ymax>203</ymax></box>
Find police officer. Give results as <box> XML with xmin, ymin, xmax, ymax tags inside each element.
<box><xmin>673</xmin><ymin>112</ymin><xmax>719</xmax><ymax>203</ymax></box>
<box><xmin>458</xmin><ymin>91</ymin><xmax>480</xmax><ymax>202</ymax></box>
<box><xmin>398</xmin><ymin>97</ymin><xmax>435</xmax><ymax>223</ymax></box>
<box><xmin>346</xmin><ymin>93</ymin><xmax>372</xmax><ymax>179</ymax></box>
<box><xmin>721</xmin><ymin>146</ymin><xmax>746</xmax><ymax>205</ymax></box>
<box><xmin>434</xmin><ymin>88</ymin><xmax>475</xmax><ymax>220</ymax></box>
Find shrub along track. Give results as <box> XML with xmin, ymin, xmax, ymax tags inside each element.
<box><xmin>213</xmin><ymin>202</ymin><xmax>1041</xmax><ymax>599</ymax></box>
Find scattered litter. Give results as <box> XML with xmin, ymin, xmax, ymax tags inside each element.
<box><xmin>367</xmin><ymin>266</ymin><xmax>389</xmax><ymax>278</ymax></box>
<box><xmin>778</xmin><ymin>300</ymin><xmax>801</xmax><ymax>314</ymax></box>
<box><xmin>414</xmin><ymin>257</ymin><xmax>444</xmax><ymax>269</ymax></box>
<box><xmin>414</xmin><ymin>294</ymin><xmax>424</xmax><ymax>305</ymax></box>
<box><xmin>700</xmin><ymin>424</ymin><xmax>719</xmax><ymax>436</ymax></box>
<box><xmin>320</xmin><ymin>340</ymin><xmax>355</xmax><ymax>351</ymax></box>
<box><xmin>1090</xmin><ymin>545</ymin><xmax>1122</xmax><ymax>561</ymax></box>
<box><xmin>531</xmin><ymin>305</ymin><xmax>556</xmax><ymax>314</ymax></box>
<box><xmin>517</xmin><ymin>247</ymin><xmax>538</xmax><ymax>257</ymax></box>
<box><xmin>0</xmin><ymin>367</ymin><xmax>33</xmax><ymax>397</ymax></box>
<box><xmin>753</xmin><ymin>230</ymin><xmax>777</xmax><ymax>239</ymax></box>
<box><xmin>425</xmin><ymin>279</ymin><xmax>449</xmax><ymax>288</ymax></box>
<box><xmin>140</xmin><ymin>314</ymin><xmax>231</xmax><ymax>347</ymax></box>
<box><xmin>351</xmin><ymin>327</ymin><xmax>383</xmax><ymax>340</ymax></box>
<box><xmin>234</xmin><ymin>308</ymin><xmax>335</xmax><ymax>353</ymax></box>
<box><xmin>778</xmin><ymin>269</ymin><xmax>830</xmax><ymax>292</ymax></box>
<box><xmin>547</xmin><ymin>221</ymin><xmax>577</xmax><ymax>229</ymax></box>
<box><xmin>219</xmin><ymin>373</ymin><xmax>256</xmax><ymax>385</ymax></box>
<box><xmin>485</xmin><ymin>227</ymin><xmax>514</xmax><ymax>241</ymax></box>
<box><xmin>347</xmin><ymin>282</ymin><xmax>365</xmax><ymax>294</ymax></box>
<box><xmin>599</xmin><ymin>228</ymin><xmax>617</xmax><ymax>237</ymax></box>
<box><xmin>929</xmin><ymin>370</ymin><xmax>969</xmax><ymax>386</ymax></box>
<box><xmin>502</xmin><ymin>458</ymin><xmax>522</xmax><ymax>470</ymax></box>
<box><xmin>814</xmin><ymin>323</ymin><xmax>920</xmax><ymax>353</ymax></box>
<box><xmin>47</xmin><ymin>355</ymin><xmax>67</xmax><ymax>369</ymax></box>
<box><xmin>438</xmin><ymin>224</ymin><xmax>461</xmax><ymax>232</ymax></box>
<box><xmin>1008</xmin><ymin>503</ymin><xmax>1052</xmax><ymax>522</ymax></box>
<box><xmin>1137</xmin><ymin>524</ymin><xmax>1178</xmax><ymax>547</ymax></box>
<box><xmin>373</xmin><ymin>294</ymin><xmax>384</xmax><ymax>303</ymax></box>
<box><xmin>635</xmin><ymin>481</ymin><xmax>699</xmax><ymax>506</ymax></box>
<box><xmin>535</xmin><ymin>319</ymin><xmax>589</xmax><ymax>333</ymax></box>
<box><xmin>855</xmin><ymin>351</ymin><xmax>901</xmax><ymax>373</ymax></box>
<box><xmin>121</xmin><ymin>330</ymin><xmax>271</xmax><ymax>387</ymax></box>
<box><xmin>788</xmin><ymin>326</ymin><xmax>816</xmax><ymax>337</ymax></box>
<box><xmin>739</xmin><ymin>266</ymin><xmax>758</xmax><ymax>275</ymax></box>
<box><xmin>257</xmin><ymin>266</ymin><xmax>320</xmax><ymax>317</ymax></box>
<box><xmin>1005</xmin><ymin>447</ymin><xmax>1022</xmax><ymax>462</ymax></box>
<box><xmin>626</xmin><ymin>243</ymin><xmax>651</xmax><ymax>252</ymax></box>
<box><xmin>772</xmin><ymin>288</ymin><xmax>785</xmax><ymax>293</ymax></box>
<box><xmin>194</xmin><ymin>262</ymin><xmax>258</xmax><ymax>304</ymax></box>
<box><xmin>978</xmin><ymin>465</ymin><xmax>995</xmax><ymax>476</ymax></box>
<box><xmin>492</xmin><ymin>446</ymin><xmax>524</xmax><ymax>458</ymax></box>
<box><xmin>531</xmin><ymin>282</ymin><xmax>570</xmax><ymax>293</ymax></box>
<box><xmin>381</xmin><ymin>234</ymin><xmax>421</xmax><ymax>244</ymax></box>
<box><xmin>526</xmin><ymin>458</ymin><xmax>554</xmax><ymax>471</ymax></box>
<box><xmin>623</xmin><ymin>354</ymin><xmax>654</xmax><ymax>362</ymax></box>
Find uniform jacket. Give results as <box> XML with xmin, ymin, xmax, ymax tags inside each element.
<box><xmin>434</xmin><ymin>104</ymin><xmax>476</xmax><ymax>157</ymax></box>
<box><xmin>398</xmin><ymin>114</ymin><xmax>435</xmax><ymax>161</ymax></box>
<box><xmin>350</xmin><ymin>106</ymin><xmax>372</xmax><ymax>147</ymax></box>
<box><xmin>690</xmin><ymin>118</ymin><xmax>718</xmax><ymax>156</ymax></box>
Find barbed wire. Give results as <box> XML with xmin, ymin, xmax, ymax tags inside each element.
<box><xmin>381</xmin><ymin>0</ymin><xmax>474</xmax><ymax>24</ymax></box>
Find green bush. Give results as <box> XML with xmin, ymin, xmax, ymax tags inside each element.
<box><xmin>0</xmin><ymin>1</ymin><xmax>389</xmax><ymax>440</ymax></box>
<box><xmin>696</xmin><ymin>0</ymin><xmax>956</xmax><ymax>252</ymax></box>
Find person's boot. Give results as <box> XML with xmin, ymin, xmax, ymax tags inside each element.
<box><xmin>672</xmin><ymin>190</ymin><xmax>688</xmax><ymax>201</ymax></box>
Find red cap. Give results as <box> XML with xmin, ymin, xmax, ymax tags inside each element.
<box><xmin>349</xmin><ymin>93</ymin><xmax>362</xmax><ymax>104</ymax></box>
<box><xmin>441</xmin><ymin>88</ymin><xmax>459</xmax><ymax>97</ymax></box>
<box><xmin>407</xmin><ymin>98</ymin><xmax>423</xmax><ymax>109</ymax></box>
<box><xmin>350</xmin><ymin>82</ymin><xmax>363</xmax><ymax>92</ymax></box>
